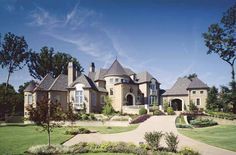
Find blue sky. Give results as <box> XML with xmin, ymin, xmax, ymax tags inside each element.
<box><xmin>0</xmin><ymin>0</ymin><xmax>235</xmax><ymax>91</ymax></box>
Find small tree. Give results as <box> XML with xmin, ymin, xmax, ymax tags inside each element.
<box><xmin>27</xmin><ymin>99</ymin><xmax>64</xmax><ymax>147</ymax></box>
<box><xmin>102</xmin><ymin>96</ymin><xmax>115</xmax><ymax>116</ymax></box>
<box><xmin>66</xmin><ymin>102</ymin><xmax>78</xmax><ymax>125</ymax></box>
<box><xmin>163</xmin><ymin>100</ymin><xmax>169</xmax><ymax>112</ymax></box>
<box><xmin>188</xmin><ymin>100</ymin><xmax>198</xmax><ymax>112</ymax></box>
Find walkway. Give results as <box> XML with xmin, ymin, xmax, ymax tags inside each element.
<box><xmin>64</xmin><ymin>116</ymin><xmax>236</xmax><ymax>155</ymax></box>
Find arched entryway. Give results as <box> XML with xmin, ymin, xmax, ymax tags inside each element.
<box><xmin>126</xmin><ymin>93</ymin><xmax>135</xmax><ymax>106</ymax></box>
<box><xmin>171</xmin><ymin>99</ymin><xmax>182</xmax><ymax>111</ymax></box>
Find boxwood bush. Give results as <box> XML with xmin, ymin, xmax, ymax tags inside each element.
<box><xmin>167</xmin><ymin>107</ymin><xmax>175</xmax><ymax>115</ymax></box>
<box><xmin>190</xmin><ymin>118</ymin><xmax>218</xmax><ymax>128</ymax></box>
<box><xmin>65</xmin><ymin>127</ymin><xmax>91</xmax><ymax>135</ymax></box>
<box><xmin>139</xmin><ymin>107</ymin><xmax>147</xmax><ymax>115</ymax></box>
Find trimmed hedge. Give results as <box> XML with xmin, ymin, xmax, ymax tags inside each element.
<box><xmin>167</xmin><ymin>107</ymin><xmax>175</xmax><ymax>115</ymax></box>
<box><xmin>207</xmin><ymin>111</ymin><xmax>236</xmax><ymax>120</ymax></box>
<box><xmin>65</xmin><ymin>127</ymin><xmax>91</xmax><ymax>135</ymax></box>
<box><xmin>176</xmin><ymin>124</ymin><xmax>192</xmax><ymax>128</ymax></box>
<box><xmin>139</xmin><ymin>108</ymin><xmax>147</xmax><ymax>115</ymax></box>
<box><xmin>129</xmin><ymin>114</ymin><xmax>151</xmax><ymax>124</ymax></box>
<box><xmin>190</xmin><ymin>118</ymin><xmax>218</xmax><ymax>128</ymax></box>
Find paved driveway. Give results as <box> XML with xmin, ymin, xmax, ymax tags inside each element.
<box><xmin>64</xmin><ymin>116</ymin><xmax>236</xmax><ymax>155</ymax></box>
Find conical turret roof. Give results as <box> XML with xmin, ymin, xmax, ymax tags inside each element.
<box><xmin>104</xmin><ymin>59</ymin><xmax>128</xmax><ymax>77</ymax></box>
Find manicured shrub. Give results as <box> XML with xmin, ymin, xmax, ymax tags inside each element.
<box><xmin>163</xmin><ymin>100</ymin><xmax>169</xmax><ymax>112</ymax></box>
<box><xmin>176</xmin><ymin>124</ymin><xmax>192</xmax><ymax>128</ymax></box>
<box><xmin>188</xmin><ymin>100</ymin><xmax>198</xmax><ymax>112</ymax></box>
<box><xmin>27</xmin><ymin>144</ymin><xmax>71</xmax><ymax>154</ymax></box>
<box><xmin>144</xmin><ymin>131</ymin><xmax>163</xmax><ymax>150</ymax></box>
<box><xmin>179</xmin><ymin>147</ymin><xmax>200</xmax><ymax>155</ymax></box>
<box><xmin>129</xmin><ymin>114</ymin><xmax>151</xmax><ymax>124</ymax></box>
<box><xmin>88</xmin><ymin>113</ymin><xmax>96</xmax><ymax>120</ymax></box>
<box><xmin>167</xmin><ymin>107</ymin><xmax>175</xmax><ymax>115</ymax></box>
<box><xmin>65</xmin><ymin>127</ymin><xmax>91</xmax><ymax>135</ymax></box>
<box><xmin>153</xmin><ymin>109</ymin><xmax>164</xmax><ymax>115</ymax></box>
<box><xmin>164</xmin><ymin>132</ymin><xmax>179</xmax><ymax>152</ymax></box>
<box><xmin>190</xmin><ymin>118</ymin><xmax>218</xmax><ymax>128</ymax></box>
<box><xmin>207</xmin><ymin>111</ymin><xmax>236</xmax><ymax>120</ymax></box>
<box><xmin>71</xmin><ymin>142</ymin><xmax>147</xmax><ymax>155</ymax></box>
<box><xmin>139</xmin><ymin>107</ymin><xmax>147</xmax><ymax>115</ymax></box>
<box><xmin>81</xmin><ymin>114</ymin><xmax>89</xmax><ymax>120</ymax></box>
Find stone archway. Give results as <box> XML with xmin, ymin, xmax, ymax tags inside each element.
<box><xmin>125</xmin><ymin>93</ymin><xmax>135</xmax><ymax>106</ymax></box>
<box><xmin>171</xmin><ymin>99</ymin><xmax>182</xmax><ymax>111</ymax></box>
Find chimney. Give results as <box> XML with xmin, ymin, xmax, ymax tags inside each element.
<box><xmin>68</xmin><ymin>62</ymin><xmax>76</xmax><ymax>86</ymax></box>
<box><xmin>90</xmin><ymin>62</ymin><xmax>95</xmax><ymax>72</ymax></box>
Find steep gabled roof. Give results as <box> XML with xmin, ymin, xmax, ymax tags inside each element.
<box><xmin>187</xmin><ymin>77</ymin><xmax>208</xmax><ymax>89</ymax></box>
<box><xmin>94</xmin><ymin>68</ymin><xmax>107</xmax><ymax>81</ymax></box>
<box><xmin>24</xmin><ymin>82</ymin><xmax>36</xmax><ymax>92</ymax></box>
<box><xmin>34</xmin><ymin>74</ymin><xmax>55</xmax><ymax>91</ymax></box>
<box><xmin>124</xmin><ymin>68</ymin><xmax>135</xmax><ymax>76</ymax></box>
<box><xmin>163</xmin><ymin>77</ymin><xmax>191</xmax><ymax>96</ymax></box>
<box><xmin>69</xmin><ymin>74</ymin><xmax>97</xmax><ymax>90</ymax></box>
<box><xmin>104</xmin><ymin>59</ymin><xmax>127</xmax><ymax>77</ymax></box>
<box><xmin>49</xmin><ymin>74</ymin><xmax>68</xmax><ymax>91</ymax></box>
<box><xmin>136</xmin><ymin>71</ymin><xmax>160</xmax><ymax>84</ymax></box>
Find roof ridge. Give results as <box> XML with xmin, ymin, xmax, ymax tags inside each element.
<box><xmin>48</xmin><ymin>74</ymin><xmax>62</xmax><ymax>90</ymax></box>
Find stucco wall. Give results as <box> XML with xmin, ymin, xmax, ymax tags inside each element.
<box><xmin>49</xmin><ymin>91</ymin><xmax>68</xmax><ymax>111</ymax></box>
<box><xmin>189</xmin><ymin>89</ymin><xmax>208</xmax><ymax>109</ymax></box>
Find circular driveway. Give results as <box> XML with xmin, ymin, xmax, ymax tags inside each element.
<box><xmin>64</xmin><ymin>116</ymin><xmax>236</xmax><ymax>155</ymax></box>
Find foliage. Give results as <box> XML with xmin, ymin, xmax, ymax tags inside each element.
<box><xmin>144</xmin><ymin>131</ymin><xmax>163</xmax><ymax>150</ymax></box>
<box><xmin>206</xmin><ymin>86</ymin><xmax>221</xmax><ymax>111</ymax></box>
<box><xmin>184</xmin><ymin>73</ymin><xmax>197</xmax><ymax>80</ymax></box>
<box><xmin>163</xmin><ymin>100</ymin><xmax>169</xmax><ymax>112</ymax></box>
<box><xmin>27</xmin><ymin>46</ymin><xmax>83</xmax><ymax>80</ymax></box>
<box><xmin>188</xmin><ymin>100</ymin><xmax>198</xmax><ymax>112</ymax></box>
<box><xmin>206</xmin><ymin>111</ymin><xmax>236</xmax><ymax>120</ymax></box>
<box><xmin>18</xmin><ymin>80</ymin><xmax>37</xmax><ymax>94</ymax></box>
<box><xmin>102</xmin><ymin>96</ymin><xmax>115</xmax><ymax>116</ymax></box>
<box><xmin>164</xmin><ymin>132</ymin><xmax>179</xmax><ymax>152</ymax></box>
<box><xmin>179</xmin><ymin>147</ymin><xmax>200</xmax><ymax>155</ymax></box>
<box><xmin>27</xmin><ymin>144</ymin><xmax>71</xmax><ymax>155</ymax></box>
<box><xmin>0</xmin><ymin>32</ymin><xmax>29</xmax><ymax>92</ymax></box>
<box><xmin>153</xmin><ymin>109</ymin><xmax>165</xmax><ymax>115</ymax></box>
<box><xmin>139</xmin><ymin>107</ymin><xmax>147</xmax><ymax>115</ymax></box>
<box><xmin>71</xmin><ymin>142</ymin><xmax>147</xmax><ymax>155</ymax></box>
<box><xmin>129</xmin><ymin>114</ymin><xmax>151</xmax><ymax>124</ymax></box>
<box><xmin>190</xmin><ymin>118</ymin><xmax>218</xmax><ymax>128</ymax></box>
<box><xmin>26</xmin><ymin>99</ymin><xmax>65</xmax><ymax>146</ymax></box>
<box><xmin>176</xmin><ymin>124</ymin><xmax>192</xmax><ymax>128</ymax></box>
<box><xmin>65</xmin><ymin>127</ymin><xmax>91</xmax><ymax>135</ymax></box>
<box><xmin>0</xmin><ymin>83</ymin><xmax>23</xmax><ymax>118</ymax></box>
<box><xmin>167</xmin><ymin>107</ymin><xmax>175</xmax><ymax>115</ymax></box>
<box><xmin>66</xmin><ymin>102</ymin><xmax>78</xmax><ymax>124</ymax></box>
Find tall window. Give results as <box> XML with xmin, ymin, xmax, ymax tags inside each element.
<box><xmin>110</xmin><ymin>88</ymin><xmax>113</xmax><ymax>95</ymax></box>
<box><xmin>28</xmin><ymin>94</ymin><xmax>32</xmax><ymax>104</ymax></box>
<box><xmin>150</xmin><ymin>96</ymin><xmax>157</xmax><ymax>105</ymax></box>
<box><xmin>75</xmin><ymin>90</ymin><xmax>83</xmax><ymax>104</ymax></box>
<box><xmin>196</xmin><ymin>98</ymin><xmax>201</xmax><ymax>105</ymax></box>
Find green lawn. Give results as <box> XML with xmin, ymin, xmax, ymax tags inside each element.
<box><xmin>0</xmin><ymin>125</ymin><xmax>72</xmax><ymax>154</ymax></box>
<box><xmin>0</xmin><ymin>124</ymin><xmax>138</xmax><ymax>154</ymax></box>
<box><xmin>82</xmin><ymin>153</ymin><xmax>133</xmax><ymax>155</ymax></box>
<box><xmin>85</xmin><ymin>124</ymin><xmax>138</xmax><ymax>134</ymax></box>
<box><xmin>178</xmin><ymin>125</ymin><xmax>236</xmax><ymax>152</ymax></box>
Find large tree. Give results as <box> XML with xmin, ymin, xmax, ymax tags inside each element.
<box><xmin>0</xmin><ymin>32</ymin><xmax>29</xmax><ymax>93</ymax></box>
<box><xmin>206</xmin><ymin>86</ymin><xmax>220</xmax><ymax>111</ymax></box>
<box><xmin>203</xmin><ymin>3</ymin><xmax>236</xmax><ymax>82</ymax></box>
<box><xmin>28</xmin><ymin>46</ymin><xmax>83</xmax><ymax>80</ymax></box>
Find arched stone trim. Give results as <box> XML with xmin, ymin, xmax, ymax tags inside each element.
<box><xmin>169</xmin><ymin>97</ymin><xmax>185</xmax><ymax>111</ymax></box>
<box><xmin>125</xmin><ymin>93</ymin><xmax>135</xmax><ymax>106</ymax></box>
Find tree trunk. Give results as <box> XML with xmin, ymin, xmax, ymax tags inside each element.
<box><xmin>47</xmin><ymin>126</ymin><xmax>51</xmax><ymax>147</ymax></box>
<box><xmin>5</xmin><ymin>70</ymin><xmax>11</xmax><ymax>95</ymax></box>
<box><xmin>231</xmin><ymin>64</ymin><xmax>235</xmax><ymax>83</ymax></box>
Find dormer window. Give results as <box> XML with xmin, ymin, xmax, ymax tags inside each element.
<box><xmin>115</xmin><ymin>78</ymin><xmax>119</xmax><ymax>83</ymax></box>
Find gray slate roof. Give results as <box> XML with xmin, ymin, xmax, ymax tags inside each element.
<box><xmin>24</xmin><ymin>82</ymin><xmax>36</xmax><ymax>92</ymax></box>
<box><xmin>124</xmin><ymin>68</ymin><xmax>135</xmax><ymax>76</ymax></box>
<box><xmin>34</xmin><ymin>74</ymin><xmax>55</xmax><ymax>91</ymax></box>
<box><xmin>136</xmin><ymin>71</ymin><xmax>160</xmax><ymax>84</ymax></box>
<box><xmin>104</xmin><ymin>59</ymin><xmax>128</xmax><ymax>77</ymax></box>
<box><xmin>69</xmin><ymin>74</ymin><xmax>97</xmax><ymax>90</ymax></box>
<box><xmin>187</xmin><ymin>77</ymin><xmax>208</xmax><ymax>89</ymax></box>
<box><xmin>49</xmin><ymin>74</ymin><xmax>68</xmax><ymax>91</ymax></box>
<box><xmin>163</xmin><ymin>77</ymin><xmax>208</xmax><ymax>96</ymax></box>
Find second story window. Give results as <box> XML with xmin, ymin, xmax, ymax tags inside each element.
<box><xmin>200</xmin><ymin>91</ymin><xmax>204</xmax><ymax>94</ymax></box>
<box><xmin>110</xmin><ymin>78</ymin><xmax>113</xmax><ymax>83</ymax></box>
<box><xmin>28</xmin><ymin>94</ymin><xmax>32</xmax><ymax>104</ymax></box>
<box><xmin>115</xmin><ymin>78</ymin><xmax>119</xmax><ymax>83</ymax></box>
<box><xmin>192</xmin><ymin>91</ymin><xmax>196</xmax><ymax>94</ymax></box>
<box><xmin>110</xmin><ymin>88</ymin><xmax>113</xmax><ymax>95</ymax></box>
<box><xmin>196</xmin><ymin>98</ymin><xmax>201</xmax><ymax>105</ymax></box>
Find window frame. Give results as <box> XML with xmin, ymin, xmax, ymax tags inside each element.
<box><xmin>75</xmin><ymin>90</ymin><xmax>83</xmax><ymax>104</ymax></box>
<box><xmin>196</xmin><ymin>98</ymin><xmax>201</xmax><ymax>106</ymax></box>
<box><xmin>110</xmin><ymin>88</ymin><xmax>113</xmax><ymax>95</ymax></box>
<box><xmin>192</xmin><ymin>91</ymin><xmax>196</xmax><ymax>94</ymax></box>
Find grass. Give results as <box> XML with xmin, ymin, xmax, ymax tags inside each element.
<box><xmin>0</xmin><ymin>125</ymin><xmax>73</xmax><ymax>154</ymax></box>
<box><xmin>84</xmin><ymin>124</ymin><xmax>139</xmax><ymax>134</ymax></box>
<box><xmin>81</xmin><ymin>153</ymin><xmax>133</xmax><ymax>155</ymax></box>
<box><xmin>178</xmin><ymin>125</ymin><xmax>236</xmax><ymax>152</ymax></box>
<box><xmin>0</xmin><ymin>124</ymin><xmax>138</xmax><ymax>154</ymax></box>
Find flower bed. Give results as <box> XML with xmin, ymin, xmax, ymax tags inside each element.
<box><xmin>129</xmin><ymin>114</ymin><xmax>151</xmax><ymax>124</ymax></box>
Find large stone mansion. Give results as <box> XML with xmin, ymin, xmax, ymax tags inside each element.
<box><xmin>24</xmin><ymin>59</ymin><xmax>208</xmax><ymax>116</ymax></box>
